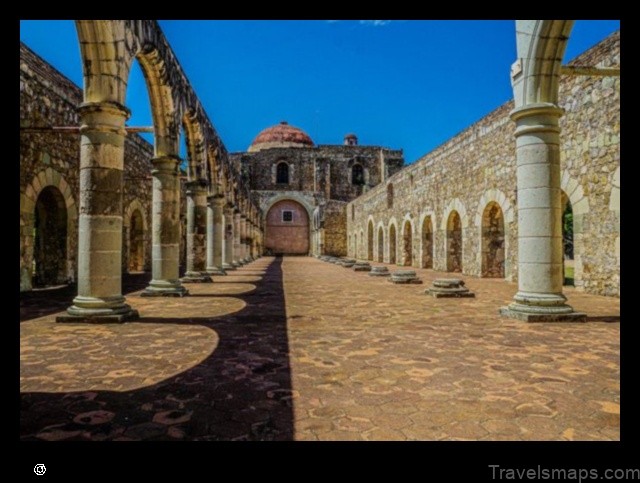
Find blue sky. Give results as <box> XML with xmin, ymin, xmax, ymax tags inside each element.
<box><xmin>20</xmin><ymin>20</ymin><xmax>620</xmax><ymax>163</ymax></box>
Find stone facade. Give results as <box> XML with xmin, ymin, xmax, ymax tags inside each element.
<box><xmin>20</xmin><ymin>42</ymin><xmax>154</xmax><ymax>291</ymax></box>
<box><xmin>347</xmin><ymin>31</ymin><xmax>620</xmax><ymax>297</ymax></box>
<box><xmin>231</xmin><ymin>129</ymin><xmax>404</xmax><ymax>257</ymax></box>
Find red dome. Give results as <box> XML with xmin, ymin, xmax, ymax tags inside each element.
<box><xmin>248</xmin><ymin>121</ymin><xmax>314</xmax><ymax>152</ymax></box>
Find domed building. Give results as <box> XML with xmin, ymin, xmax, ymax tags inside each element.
<box><xmin>230</xmin><ymin>121</ymin><xmax>404</xmax><ymax>256</ymax></box>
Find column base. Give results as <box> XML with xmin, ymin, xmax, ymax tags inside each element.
<box><xmin>499</xmin><ymin>307</ymin><xmax>586</xmax><ymax>322</ymax></box>
<box><xmin>222</xmin><ymin>263</ymin><xmax>236</xmax><ymax>271</ymax></box>
<box><xmin>207</xmin><ymin>266</ymin><xmax>227</xmax><ymax>276</ymax></box>
<box><xmin>233</xmin><ymin>260</ymin><xmax>244</xmax><ymax>267</ymax></box>
<box><xmin>180</xmin><ymin>272</ymin><xmax>213</xmax><ymax>283</ymax></box>
<box><xmin>57</xmin><ymin>310</ymin><xmax>139</xmax><ymax>324</ymax></box>
<box><xmin>500</xmin><ymin>292</ymin><xmax>586</xmax><ymax>322</ymax></box>
<box><xmin>57</xmin><ymin>296</ymin><xmax>139</xmax><ymax>324</ymax></box>
<box><xmin>141</xmin><ymin>280</ymin><xmax>189</xmax><ymax>297</ymax></box>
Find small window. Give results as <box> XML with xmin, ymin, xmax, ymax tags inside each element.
<box><xmin>352</xmin><ymin>163</ymin><xmax>364</xmax><ymax>186</ymax></box>
<box><xmin>282</xmin><ymin>210</ymin><xmax>293</xmax><ymax>222</ymax></box>
<box><xmin>276</xmin><ymin>162</ymin><xmax>289</xmax><ymax>184</ymax></box>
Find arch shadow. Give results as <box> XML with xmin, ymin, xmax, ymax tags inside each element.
<box><xmin>20</xmin><ymin>257</ymin><xmax>294</xmax><ymax>441</ymax></box>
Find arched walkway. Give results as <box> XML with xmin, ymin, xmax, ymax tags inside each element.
<box><xmin>367</xmin><ymin>221</ymin><xmax>374</xmax><ymax>261</ymax></box>
<box><xmin>446</xmin><ymin>211</ymin><xmax>462</xmax><ymax>273</ymax></box>
<box><xmin>33</xmin><ymin>186</ymin><xmax>68</xmax><ymax>287</ymax></box>
<box><xmin>389</xmin><ymin>223</ymin><xmax>397</xmax><ymax>264</ymax></box>
<box><xmin>421</xmin><ymin>215</ymin><xmax>433</xmax><ymax>269</ymax></box>
<box><xmin>377</xmin><ymin>226</ymin><xmax>384</xmax><ymax>262</ymax></box>
<box><xmin>402</xmin><ymin>220</ymin><xmax>413</xmax><ymax>267</ymax></box>
<box><xmin>481</xmin><ymin>202</ymin><xmax>505</xmax><ymax>278</ymax></box>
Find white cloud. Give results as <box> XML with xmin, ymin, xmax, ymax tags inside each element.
<box><xmin>325</xmin><ymin>20</ymin><xmax>392</xmax><ymax>27</ymax></box>
<box><xmin>359</xmin><ymin>20</ymin><xmax>391</xmax><ymax>27</ymax></box>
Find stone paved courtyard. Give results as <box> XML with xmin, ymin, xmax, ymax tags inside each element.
<box><xmin>20</xmin><ymin>257</ymin><xmax>620</xmax><ymax>441</ymax></box>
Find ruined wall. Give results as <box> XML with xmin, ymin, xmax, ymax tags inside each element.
<box><xmin>322</xmin><ymin>200</ymin><xmax>347</xmax><ymax>257</ymax></box>
<box><xmin>20</xmin><ymin>42</ymin><xmax>154</xmax><ymax>291</ymax></box>
<box><xmin>233</xmin><ymin>144</ymin><xmax>404</xmax><ymax>203</ymax></box>
<box><xmin>347</xmin><ymin>31</ymin><xmax>620</xmax><ymax>296</ymax></box>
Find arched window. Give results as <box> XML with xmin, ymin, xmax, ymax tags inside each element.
<box><xmin>352</xmin><ymin>163</ymin><xmax>364</xmax><ymax>185</ymax></box>
<box><xmin>276</xmin><ymin>162</ymin><xmax>289</xmax><ymax>184</ymax></box>
<box><xmin>387</xmin><ymin>183</ymin><xmax>394</xmax><ymax>209</ymax></box>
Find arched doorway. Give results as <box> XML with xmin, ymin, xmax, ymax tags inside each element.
<box><xmin>481</xmin><ymin>202</ymin><xmax>505</xmax><ymax>278</ymax></box>
<box><xmin>389</xmin><ymin>224</ymin><xmax>397</xmax><ymax>264</ymax></box>
<box><xmin>265</xmin><ymin>199</ymin><xmax>309</xmax><ymax>255</ymax></box>
<box><xmin>33</xmin><ymin>186</ymin><xmax>67</xmax><ymax>287</ymax></box>
<box><xmin>446</xmin><ymin>211</ymin><xmax>462</xmax><ymax>273</ymax></box>
<box><xmin>377</xmin><ymin>227</ymin><xmax>384</xmax><ymax>262</ymax></box>
<box><xmin>367</xmin><ymin>221</ymin><xmax>374</xmax><ymax>261</ymax></box>
<box><xmin>422</xmin><ymin>216</ymin><xmax>433</xmax><ymax>269</ymax></box>
<box><xmin>561</xmin><ymin>191</ymin><xmax>574</xmax><ymax>286</ymax></box>
<box><xmin>402</xmin><ymin>220</ymin><xmax>413</xmax><ymax>266</ymax></box>
<box><xmin>129</xmin><ymin>209</ymin><xmax>145</xmax><ymax>272</ymax></box>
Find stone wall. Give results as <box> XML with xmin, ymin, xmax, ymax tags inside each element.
<box><xmin>347</xmin><ymin>31</ymin><xmax>620</xmax><ymax>297</ymax></box>
<box><xmin>322</xmin><ymin>200</ymin><xmax>348</xmax><ymax>257</ymax></box>
<box><xmin>20</xmin><ymin>42</ymin><xmax>154</xmax><ymax>291</ymax></box>
<box><xmin>232</xmin><ymin>144</ymin><xmax>404</xmax><ymax>203</ymax></box>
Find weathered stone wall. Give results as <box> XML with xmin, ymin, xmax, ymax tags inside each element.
<box><xmin>322</xmin><ymin>200</ymin><xmax>347</xmax><ymax>257</ymax></box>
<box><xmin>20</xmin><ymin>42</ymin><xmax>154</xmax><ymax>291</ymax></box>
<box><xmin>232</xmin><ymin>144</ymin><xmax>404</xmax><ymax>203</ymax></box>
<box><xmin>347</xmin><ymin>31</ymin><xmax>620</xmax><ymax>297</ymax></box>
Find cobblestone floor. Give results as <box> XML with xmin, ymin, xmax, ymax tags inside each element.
<box><xmin>19</xmin><ymin>256</ymin><xmax>619</xmax><ymax>441</ymax></box>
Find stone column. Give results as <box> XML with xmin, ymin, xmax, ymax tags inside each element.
<box><xmin>206</xmin><ymin>194</ymin><xmax>226</xmax><ymax>275</ymax></box>
<box><xmin>500</xmin><ymin>104</ymin><xmax>585</xmax><ymax>322</ymax></box>
<box><xmin>223</xmin><ymin>206</ymin><xmax>236</xmax><ymax>270</ymax></box>
<box><xmin>181</xmin><ymin>180</ymin><xmax>212</xmax><ymax>283</ymax></box>
<box><xmin>141</xmin><ymin>155</ymin><xmax>188</xmax><ymax>297</ymax></box>
<box><xmin>243</xmin><ymin>216</ymin><xmax>253</xmax><ymax>263</ymax></box>
<box><xmin>58</xmin><ymin>101</ymin><xmax>138</xmax><ymax>322</ymax></box>
<box><xmin>233</xmin><ymin>211</ymin><xmax>244</xmax><ymax>266</ymax></box>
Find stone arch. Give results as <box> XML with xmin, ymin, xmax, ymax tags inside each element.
<box><xmin>446</xmin><ymin>211</ymin><xmax>462</xmax><ymax>273</ymax></box>
<box><xmin>182</xmin><ymin>110</ymin><xmax>207</xmax><ymax>181</ymax></box>
<box><xmin>263</xmin><ymin>196</ymin><xmax>312</xmax><ymax>255</ymax></box>
<box><xmin>560</xmin><ymin>170</ymin><xmax>590</xmax><ymax>289</ymax></box>
<box><xmin>419</xmin><ymin>212</ymin><xmax>435</xmax><ymax>269</ymax></box>
<box><xmin>480</xmin><ymin>202</ymin><xmax>505</xmax><ymax>278</ymax></box>
<box><xmin>20</xmin><ymin>168</ymin><xmax>77</xmax><ymax>291</ymax></box>
<box><xmin>388</xmin><ymin>218</ymin><xmax>397</xmax><ymax>265</ymax></box>
<box><xmin>441</xmin><ymin>198</ymin><xmax>469</xmax><ymax>231</ymax></box>
<box><xmin>123</xmin><ymin>199</ymin><xmax>149</xmax><ymax>273</ymax></box>
<box><xmin>377</xmin><ymin>223</ymin><xmax>385</xmax><ymax>263</ymax></box>
<box><xmin>367</xmin><ymin>219</ymin><xmax>374</xmax><ymax>261</ymax></box>
<box><xmin>475</xmin><ymin>189</ymin><xmax>514</xmax><ymax>279</ymax></box>
<box><xmin>401</xmin><ymin>217</ymin><xmax>413</xmax><ymax>267</ymax></box>
<box><xmin>512</xmin><ymin>20</ymin><xmax>574</xmax><ymax>109</ymax></box>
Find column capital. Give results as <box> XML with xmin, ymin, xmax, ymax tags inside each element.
<box><xmin>207</xmin><ymin>194</ymin><xmax>226</xmax><ymax>206</ymax></box>
<box><xmin>77</xmin><ymin>101</ymin><xmax>131</xmax><ymax>136</ymax></box>
<box><xmin>151</xmin><ymin>155</ymin><xmax>181</xmax><ymax>173</ymax></box>
<box><xmin>510</xmin><ymin>103</ymin><xmax>564</xmax><ymax>136</ymax></box>
<box><xmin>185</xmin><ymin>179</ymin><xmax>208</xmax><ymax>195</ymax></box>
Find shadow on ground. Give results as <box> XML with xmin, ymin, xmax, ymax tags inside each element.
<box><xmin>20</xmin><ymin>257</ymin><xmax>295</xmax><ymax>441</ymax></box>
